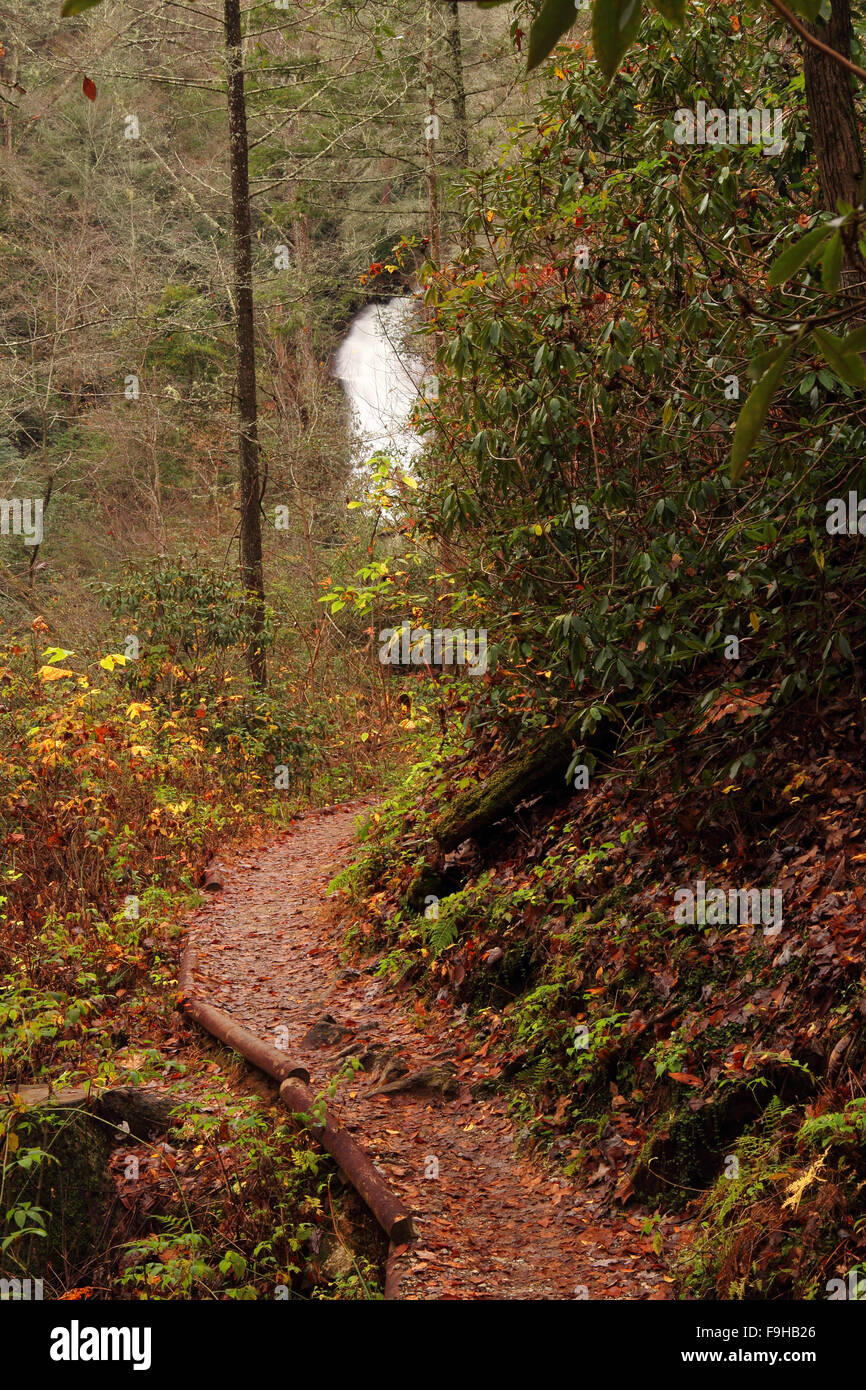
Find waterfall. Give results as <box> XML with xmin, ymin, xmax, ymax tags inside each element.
<box><xmin>333</xmin><ymin>296</ymin><xmax>422</xmax><ymax>465</ymax></box>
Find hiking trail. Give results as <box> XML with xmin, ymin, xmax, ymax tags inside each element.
<box><xmin>185</xmin><ymin>803</ymin><xmax>683</xmax><ymax>1300</ymax></box>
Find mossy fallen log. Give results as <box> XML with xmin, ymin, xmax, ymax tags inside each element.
<box><xmin>6</xmin><ymin>1084</ymin><xmax>177</xmax><ymax>1140</ymax></box>
<box><xmin>94</xmin><ymin>1086</ymin><xmax>177</xmax><ymax>1140</ymax></box>
<box><xmin>431</xmin><ymin>714</ymin><xmax>583</xmax><ymax>852</ymax></box>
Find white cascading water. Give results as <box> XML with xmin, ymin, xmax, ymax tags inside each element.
<box><xmin>333</xmin><ymin>296</ymin><xmax>423</xmax><ymax>465</ymax></box>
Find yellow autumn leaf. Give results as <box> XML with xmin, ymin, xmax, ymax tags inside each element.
<box><xmin>126</xmin><ymin>702</ymin><xmax>152</xmax><ymax>720</ymax></box>
<box><xmin>30</xmin><ymin>735</ymin><xmax>57</xmax><ymax>754</ymax></box>
<box><xmin>38</xmin><ymin>666</ymin><xmax>76</xmax><ymax>681</ymax></box>
<box><xmin>749</xmin><ymin>611</ymin><xmax>760</xmax><ymax>632</ymax></box>
<box><xmin>99</xmin><ymin>653</ymin><xmax>128</xmax><ymax>671</ymax></box>
<box><xmin>6</xmin><ymin>1131</ymin><xmax>19</xmax><ymax>1152</ymax></box>
<box><xmin>128</xmin><ymin>744</ymin><xmax>152</xmax><ymax>758</ymax></box>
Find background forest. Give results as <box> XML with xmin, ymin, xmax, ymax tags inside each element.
<box><xmin>2</xmin><ymin>0</ymin><xmax>866</xmax><ymax>1304</ymax></box>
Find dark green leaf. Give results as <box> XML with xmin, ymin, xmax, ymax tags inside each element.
<box><xmin>592</xmin><ymin>0</ymin><xmax>644</xmax><ymax>79</ymax></box>
<box><xmin>820</xmin><ymin>231</ymin><xmax>843</xmax><ymax>293</ymax></box>
<box><xmin>766</xmin><ymin>224</ymin><xmax>830</xmax><ymax>287</ymax></box>
<box><xmin>731</xmin><ymin>341</ymin><xmax>795</xmax><ymax>480</ymax></box>
<box><xmin>649</xmin><ymin>0</ymin><xmax>686</xmax><ymax>23</ymax></box>
<box><xmin>527</xmin><ymin>0</ymin><xmax>579</xmax><ymax>71</ymax></box>
<box><xmin>748</xmin><ymin>342</ymin><xmax>789</xmax><ymax>382</ymax></box>
<box><xmin>61</xmin><ymin>0</ymin><xmax>104</xmax><ymax>14</ymax></box>
<box><xmin>783</xmin><ymin>0</ymin><xmax>822</xmax><ymax>17</ymax></box>
<box><xmin>812</xmin><ymin>328</ymin><xmax>866</xmax><ymax>388</ymax></box>
<box><xmin>841</xmin><ymin>324</ymin><xmax>866</xmax><ymax>354</ymax></box>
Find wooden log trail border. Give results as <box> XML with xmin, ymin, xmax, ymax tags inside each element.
<box><xmin>179</xmin><ymin>940</ymin><xmax>417</xmax><ymax>1290</ymax></box>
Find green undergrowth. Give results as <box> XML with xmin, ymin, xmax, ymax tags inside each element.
<box><xmin>2</xmin><ymin>1074</ymin><xmax>384</xmax><ymax>1299</ymax></box>
<box><xmin>683</xmin><ymin>1097</ymin><xmax>866</xmax><ymax>1300</ymax></box>
<box><xmin>0</xmin><ymin>620</ymin><xmax>392</xmax><ymax>1299</ymax></box>
<box><xmin>109</xmin><ymin>1098</ymin><xmax>384</xmax><ymax>1302</ymax></box>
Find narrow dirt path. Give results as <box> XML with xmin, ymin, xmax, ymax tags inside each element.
<box><xmin>186</xmin><ymin>804</ymin><xmax>680</xmax><ymax>1300</ymax></box>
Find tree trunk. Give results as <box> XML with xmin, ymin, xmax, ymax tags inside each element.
<box><xmin>2</xmin><ymin>50</ymin><xmax>19</xmax><ymax>154</ymax></box>
<box><xmin>446</xmin><ymin>3</ymin><xmax>469</xmax><ymax>169</ymax></box>
<box><xmin>802</xmin><ymin>0</ymin><xmax>865</xmax><ymax>288</ymax></box>
<box><xmin>291</xmin><ymin>202</ymin><xmax>318</xmax><ymax>403</ymax></box>
<box><xmin>424</xmin><ymin>0</ymin><xmax>441</xmax><ymax>268</ymax></box>
<box><xmin>225</xmin><ymin>0</ymin><xmax>267</xmax><ymax>685</ymax></box>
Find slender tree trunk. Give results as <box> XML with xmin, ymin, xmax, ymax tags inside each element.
<box><xmin>225</xmin><ymin>0</ymin><xmax>267</xmax><ymax>685</ymax></box>
<box><xmin>424</xmin><ymin>0</ymin><xmax>441</xmax><ymax>268</ymax></box>
<box><xmin>802</xmin><ymin>0</ymin><xmax>865</xmax><ymax>288</ymax></box>
<box><xmin>2</xmin><ymin>51</ymin><xmax>19</xmax><ymax>154</ymax></box>
<box><xmin>290</xmin><ymin>200</ymin><xmax>317</xmax><ymax>404</ymax></box>
<box><xmin>446</xmin><ymin>2</ymin><xmax>469</xmax><ymax>169</ymax></box>
<box><xmin>27</xmin><ymin>473</ymin><xmax>52</xmax><ymax>590</ymax></box>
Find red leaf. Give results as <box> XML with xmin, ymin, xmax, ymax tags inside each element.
<box><xmin>82</xmin><ymin>76</ymin><xmax>97</xmax><ymax>101</ymax></box>
<box><xmin>668</xmin><ymin>1071</ymin><xmax>703</xmax><ymax>1086</ymax></box>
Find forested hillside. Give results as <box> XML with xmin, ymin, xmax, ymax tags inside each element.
<box><xmin>2</xmin><ymin>0</ymin><xmax>866</xmax><ymax>1333</ymax></box>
